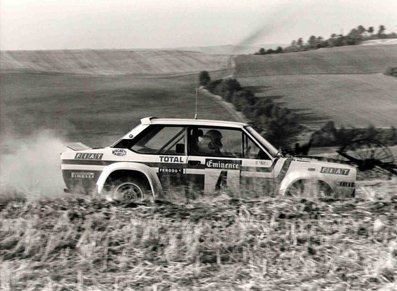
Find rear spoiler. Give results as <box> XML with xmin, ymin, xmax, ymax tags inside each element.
<box><xmin>67</xmin><ymin>142</ymin><xmax>91</xmax><ymax>151</ymax></box>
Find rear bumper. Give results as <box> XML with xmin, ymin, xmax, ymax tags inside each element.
<box><xmin>62</xmin><ymin>170</ymin><xmax>101</xmax><ymax>194</ymax></box>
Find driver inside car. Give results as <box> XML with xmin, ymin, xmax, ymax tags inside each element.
<box><xmin>198</xmin><ymin>129</ymin><xmax>224</xmax><ymax>155</ymax></box>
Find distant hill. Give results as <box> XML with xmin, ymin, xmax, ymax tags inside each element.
<box><xmin>235</xmin><ymin>44</ymin><xmax>397</xmax><ymax>129</ymax></box>
<box><xmin>235</xmin><ymin>44</ymin><xmax>397</xmax><ymax>77</ymax></box>
<box><xmin>0</xmin><ymin>49</ymin><xmax>233</xmax><ymax>75</ymax></box>
<box><xmin>177</xmin><ymin>44</ymin><xmax>286</xmax><ymax>55</ymax></box>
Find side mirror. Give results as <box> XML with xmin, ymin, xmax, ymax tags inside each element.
<box><xmin>176</xmin><ymin>144</ymin><xmax>185</xmax><ymax>154</ymax></box>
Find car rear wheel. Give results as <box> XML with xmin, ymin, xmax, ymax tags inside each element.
<box><xmin>285</xmin><ymin>180</ymin><xmax>304</xmax><ymax>197</ymax></box>
<box><xmin>108</xmin><ymin>177</ymin><xmax>152</xmax><ymax>202</ymax></box>
<box><xmin>285</xmin><ymin>180</ymin><xmax>333</xmax><ymax>197</ymax></box>
<box><xmin>317</xmin><ymin>181</ymin><xmax>333</xmax><ymax>198</ymax></box>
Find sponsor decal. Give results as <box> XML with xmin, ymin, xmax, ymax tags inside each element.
<box><xmin>112</xmin><ymin>149</ymin><xmax>127</xmax><ymax>156</ymax></box>
<box><xmin>340</xmin><ymin>181</ymin><xmax>355</xmax><ymax>187</ymax></box>
<box><xmin>159</xmin><ymin>167</ymin><xmax>184</xmax><ymax>174</ymax></box>
<box><xmin>75</xmin><ymin>153</ymin><xmax>103</xmax><ymax>160</ymax></box>
<box><xmin>160</xmin><ymin>156</ymin><xmax>184</xmax><ymax>163</ymax></box>
<box><xmin>255</xmin><ymin>160</ymin><xmax>272</xmax><ymax>166</ymax></box>
<box><xmin>71</xmin><ymin>172</ymin><xmax>95</xmax><ymax>179</ymax></box>
<box><xmin>320</xmin><ymin>167</ymin><xmax>350</xmax><ymax>175</ymax></box>
<box><xmin>205</xmin><ymin>159</ymin><xmax>241</xmax><ymax>170</ymax></box>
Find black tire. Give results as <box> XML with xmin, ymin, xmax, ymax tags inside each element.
<box><xmin>317</xmin><ymin>181</ymin><xmax>334</xmax><ymax>197</ymax></box>
<box><xmin>285</xmin><ymin>180</ymin><xmax>333</xmax><ymax>197</ymax></box>
<box><xmin>285</xmin><ymin>180</ymin><xmax>304</xmax><ymax>197</ymax></box>
<box><xmin>108</xmin><ymin>176</ymin><xmax>152</xmax><ymax>202</ymax></box>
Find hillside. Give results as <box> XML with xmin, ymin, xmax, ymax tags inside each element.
<box><xmin>235</xmin><ymin>45</ymin><xmax>397</xmax><ymax>77</ymax></box>
<box><xmin>0</xmin><ymin>71</ymin><xmax>237</xmax><ymax>147</ymax></box>
<box><xmin>235</xmin><ymin>45</ymin><xmax>397</xmax><ymax>129</ymax></box>
<box><xmin>177</xmin><ymin>44</ymin><xmax>286</xmax><ymax>55</ymax></box>
<box><xmin>0</xmin><ymin>49</ymin><xmax>233</xmax><ymax>75</ymax></box>
<box><xmin>239</xmin><ymin>74</ymin><xmax>397</xmax><ymax>129</ymax></box>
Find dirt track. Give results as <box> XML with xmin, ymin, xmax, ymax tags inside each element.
<box><xmin>198</xmin><ymin>88</ymin><xmax>248</xmax><ymax>123</ymax></box>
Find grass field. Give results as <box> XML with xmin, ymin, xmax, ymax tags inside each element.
<box><xmin>239</xmin><ymin>73</ymin><xmax>397</xmax><ymax>129</ymax></box>
<box><xmin>235</xmin><ymin>45</ymin><xmax>397</xmax><ymax>76</ymax></box>
<box><xmin>1</xmin><ymin>50</ymin><xmax>233</xmax><ymax>75</ymax></box>
<box><xmin>234</xmin><ymin>45</ymin><xmax>397</xmax><ymax>130</ymax></box>
<box><xmin>0</xmin><ymin>70</ymin><xmax>234</xmax><ymax>147</ymax></box>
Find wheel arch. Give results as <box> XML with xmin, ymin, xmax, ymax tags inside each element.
<box><xmin>96</xmin><ymin>162</ymin><xmax>163</xmax><ymax>197</ymax></box>
<box><xmin>279</xmin><ymin>171</ymin><xmax>335</xmax><ymax>196</ymax></box>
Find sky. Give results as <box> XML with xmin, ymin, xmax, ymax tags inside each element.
<box><xmin>1</xmin><ymin>0</ymin><xmax>396</xmax><ymax>50</ymax></box>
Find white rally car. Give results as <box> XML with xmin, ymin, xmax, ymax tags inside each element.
<box><xmin>61</xmin><ymin>117</ymin><xmax>356</xmax><ymax>200</ymax></box>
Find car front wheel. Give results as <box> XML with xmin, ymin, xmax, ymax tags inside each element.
<box><xmin>285</xmin><ymin>180</ymin><xmax>333</xmax><ymax>197</ymax></box>
<box><xmin>108</xmin><ymin>177</ymin><xmax>151</xmax><ymax>202</ymax></box>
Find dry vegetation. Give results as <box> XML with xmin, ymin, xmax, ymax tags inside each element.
<box><xmin>1</xmin><ymin>180</ymin><xmax>397</xmax><ymax>290</ymax></box>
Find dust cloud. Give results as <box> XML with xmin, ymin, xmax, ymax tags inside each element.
<box><xmin>0</xmin><ymin>130</ymin><xmax>67</xmax><ymax>199</ymax></box>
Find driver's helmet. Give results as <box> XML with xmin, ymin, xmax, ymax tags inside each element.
<box><xmin>203</xmin><ymin>129</ymin><xmax>223</xmax><ymax>151</ymax></box>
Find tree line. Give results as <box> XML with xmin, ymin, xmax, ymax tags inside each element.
<box><xmin>199</xmin><ymin>71</ymin><xmax>303</xmax><ymax>149</ymax></box>
<box><xmin>255</xmin><ymin>25</ymin><xmax>397</xmax><ymax>55</ymax></box>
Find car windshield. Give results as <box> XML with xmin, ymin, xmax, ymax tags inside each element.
<box><xmin>245</xmin><ymin>126</ymin><xmax>279</xmax><ymax>157</ymax></box>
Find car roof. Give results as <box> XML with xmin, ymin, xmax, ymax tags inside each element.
<box><xmin>140</xmin><ymin>117</ymin><xmax>248</xmax><ymax>128</ymax></box>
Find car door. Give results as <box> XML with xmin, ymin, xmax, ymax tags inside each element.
<box><xmin>186</xmin><ymin>126</ymin><xmax>243</xmax><ymax>194</ymax></box>
<box><xmin>239</xmin><ymin>130</ymin><xmax>278</xmax><ymax>196</ymax></box>
<box><xmin>129</xmin><ymin>125</ymin><xmax>188</xmax><ymax>193</ymax></box>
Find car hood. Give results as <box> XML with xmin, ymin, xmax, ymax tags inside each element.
<box><xmin>291</xmin><ymin>155</ymin><xmax>356</xmax><ymax>171</ymax></box>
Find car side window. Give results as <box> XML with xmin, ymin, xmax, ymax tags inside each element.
<box><xmin>243</xmin><ymin>133</ymin><xmax>271</xmax><ymax>160</ymax></box>
<box><xmin>131</xmin><ymin>125</ymin><xmax>186</xmax><ymax>155</ymax></box>
<box><xmin>189</xmin><ymin>127</ymin><xmax>243</xmax><ymax>158</ymax></box>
